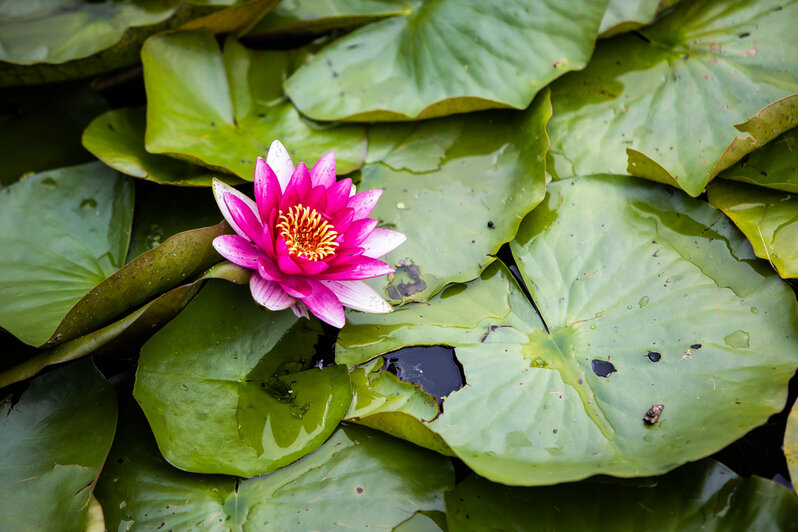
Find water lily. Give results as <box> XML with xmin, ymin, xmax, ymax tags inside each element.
<box><xmin>212</xmin><ymin>140</ymin><xmax>405</xmax><ymax>328</ymax></box>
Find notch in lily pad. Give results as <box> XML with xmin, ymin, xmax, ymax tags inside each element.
<box><xmin>381</xmin><ymin>345</ymin><xmax>464</xmax><ymax>402</ymax></box>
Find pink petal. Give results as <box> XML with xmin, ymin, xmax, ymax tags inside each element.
<box><xmin>303</xmin><ymin>280</ymin><xmax>345</xmax><ymax>328</ymax></box>
<box><xmin>279</xmin><ymin>183</ymin><xmax>300</xmax><ymax>212</ymax></box>
<box><xmin>224</xmin><ymin>192</ymin><xmax>264</xmax><ymax>246</ymax></box>
<box><xmin>322</xmin><ymin>280</ymin><xmax>393</xmax><ymax>313</ymax></box>
<box><xmin>330</xmin><ymin>207</ymin><xmax>354</xmax><ymax>233</ymax></box>
<box><xmin>291</xmin><ymin>301</ymin><xmax>309</xmax><ymax>319</ymax></box>
<box><xmin>279</xmin><ymin>276</ymin><xmax>313</xmax><ymax>298</ymax></box>
<box><xmin>286</xmin><ymin>162</ymin><xmax>311</xmax><ymax>200</ymax></box>
<box><xmin>346</xmin><ymin>189</ymin><xmax>382</xmax><ymax>220</ymax></box>
<box><xmin>267</xmin><ymin>140</ymin><xmax>294</xmax><ymax>192</ymax></box>
<box><xmin>257</xmin><ymin>256</ymin><xmax>284</xmax><ymax>282</ymax></box>
<box><xmin>305</xmin><ymin>185</ymin><xmax>328</xmax><ymax>213</ymax></box>
<box><xmin>212</xmin><ymin>178</ymin><xmax>260</xmax><ymax>239</ymax></box>
<box><xmin>342</xmin><ymin>218</ymin><xmax>378</xmax><ymax>247</ymax></box>
<box><xmin>361</xmin><ymin>228</ymin><xmax>406</xmax><ymax>258</ymax></box>
<box><xmin>316</xmin><ymin>257</ymin><xmax>394</xmax><ymax>280</ymax></box>
<box><xmin>250</xmin><ymin>273</ymin><xmax>294</xmax><ymax>310</ymax></box>
<box><xmin>213</xmin><ymin>235</ymin><xmax>269</xmax><ymax>269</ymax></box>
<box><xmin>259</xmin><ymin>223</ymin><xmax>276</xmax><ymax>259</ymax></box>
<box><xmin>326</xmin><ymin>178</ymin><xmax>353</xmax><ymax>214</ymax></box>
<box><xmin>299</xmin><ymin>261</ymin><xmax>329</xmax><ymax>275</ymax></box>
<box><xmin>310</xmin><ymin>152</ymin><xmax>336</xmax><ymax>188</ymax></box>
<box><xmin>254</xmin><ymin>157</ymin><xmax>282</xmax><ymax>221</ymax></box>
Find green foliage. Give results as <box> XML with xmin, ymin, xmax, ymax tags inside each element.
<box><xmin>0</xmin><ymin>360</ymin><xmax>117</xmax><ymax>532</ymax></box>
<box><xmin>2</xmin><ymin>0</ymin><xmax>798</xmax><ymax>526</ymax></box>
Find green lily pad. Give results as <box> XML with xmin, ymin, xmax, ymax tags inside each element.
<box><xmin>134</xmin><ymin>280</ymin><xmax>352</xmax><ymax>476</ymax></box>
<box><xmin>785</xmin><ymin>398</ymin><xmax>798</xmax><ymax>492</ymax></box>
<box><xmin>142</xmin><ymin>30</ymin><xmax>366</xmax><ymax>179</ymax></box>
<box><xmin>361</xmin><ymin>91</ymin><xmax>550</xmax><ymax>303</ymax></box>
<box><xmin>707</xmin><ymin>180</ymin><xmax>798</xmax><ymax>279</ymax></box>
<box><xmin>0</xmin><ymin>162</ymin><xmax>134</xmax><ymax>347</ymax></box>
<box><xmin>0</xmin><ymin>83</ymin><xmax>108</xmax><ymax>186</ymax></box>
<box><xmin>719</xmin><ymin>127</ymin><xmax>798</xmax><ymax>193</ymax></box>
<box><xmin>599</xmin><ymin>0</ymin><xmax>677</xmax><ymax>37</ymax></box>
<box><xmin>284</xmin><ymin>0</ymin><xmax>609</xmax><ymax>121</ymax></box>
<box><xmin>0</xmin><ymin>262</ymin><xmax>250</xmax><ymax>389</ymax></box>
<box><xmin>445</xmin><ymin>460</ymin><xmax>798</xmax><ymax>530</ymax></box>
<box><xmin>0</xmin><ymin>0</ymin><xmax>280</xmax><ymax>86</ymax></box>
<box><xmin>0</xmin><ymin>359</ymin><xmax>117</xmax><ymax>532</ymax></box>
<box><xmin>247</xmin><ymin>0</ymin><xmax>414</xmax><ymax>36</ymax></box>
<box><xmin>337</xmin><ymin>175</ymin><xmax>798</xmax><ymax>486</ymax></box>
<box><xmin>97</xmin><ymin>400</ymin><xmax>453</xmax><ymax>530</ymax></box>
<box><xmin>347</xmin><ymin>359</ymin><xmax>454</xmax><ymax>456</ymax></box>
<box><xmin>82</xmin><ymin>107</ymin><xmax>242</xmax><ymax>187</ymax></box>
<box><xmin>547</xmin><ymin>0</ymin><xmax>798</xmax><ymax>197</ymax></box>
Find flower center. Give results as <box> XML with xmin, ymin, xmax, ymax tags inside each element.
<box><xmin>276</xmin><ymin>204</ymin><xmax>339</xmax><ymax>261</ymax></box>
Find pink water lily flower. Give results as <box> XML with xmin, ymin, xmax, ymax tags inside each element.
<box><xmin>212</xmin><ymin>140</ymin><xmax>405</xmax><ymax>328</ymax></box>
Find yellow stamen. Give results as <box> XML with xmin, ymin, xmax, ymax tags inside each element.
<box><xmin>276</xmin><ymin>204</ymin><xmax>339</xmax><ymax>261</ymax></box>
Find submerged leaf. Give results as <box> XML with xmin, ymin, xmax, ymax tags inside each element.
<box><xmin>446</xmin><ymin>460</ymin><xmax>798</xmax><ymax>530</ymax></box>
<box><xmin>285</xmin><ymin>0</ymin><xmax>609</xmax><ymax>120</ymax></box>
<box><xmin>338</xmin><ymin>176</ymin><xmax>798</xmax><ymax>485</ymax></box>
<box><xmin>547</xmin><ymin>0</ymin><xmax>798</xmax><ymax>196</ymax></box>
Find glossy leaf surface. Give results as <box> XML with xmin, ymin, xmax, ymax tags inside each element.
<box><xmin>338</xmin><ymin>176</ymin><xmax>798</xmax><ymax>485</ymax></box>
<box><xmin>599</xmin><ymin>0</ymin><xmax>674</xmax><ymax>37</ymax></box>
<box><xmin>142</xmin><ymin>30</ymin><xmax>366</xmax><ymax>179</ymax></box>
<box><xmin>135</xmin><ymin>280</ymin><xmax>351</xmax><ymax>476</ymax></box>
<box><xmin>0</xmin><ymin>162</ymin><xmax>134</xmax><ymax>347</ymax></box>
<box><xmin>0</xmin><ymin>360</ymin><xmax>117</xmax><ymax>532</ymax></box>
<box><xmin>285</xmin><ymin>0</ymin><xmax>608</xmax><ymax>120</ymax></box>
<box><xmin>360</xmin><ymin>92</ymin><xmax>550</xmax><ymax>303</ymax></box>
<box><xmin>547</xmin><ymin>0</ymin><xmax>798</xmax><ymax>197</ymax></box>
<box><xmin>446</xmin><ymin>460</ymin><xmax>798</xmax><ymax>530</ymax></box>
<box><xmin>97</xmin><ymin>402</ymin><xmax>453</xmax><ymax>530</ymax></box>
<box><xmin>82</xmin><ymin>107</ymin><xmax>241</xmax><ymax>187</ymax></box>
<box><xmin>719</xmin><ymin>127</ymin><xmax>798</xmax><ymax>193</ymax></box>
<box><xmin>708</xmin><ymin>180</ymin><xmax>798</xmax><ymax>279</ymax></box>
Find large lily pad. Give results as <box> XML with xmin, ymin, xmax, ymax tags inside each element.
<box><xmin>707</xmin><ymin>180</ymin><xmax>798</xmax><ymax>279</ymax></box>
<box><xmin>141</xmin><ymin>30</ymin><xmax>366</xmax><ymax>179</ymax></box>
<box><xmin>719</xmin><ymin>126</ymin><xmax>798</xmax><ymax>193</ymax></box>
<box><xmin>284</xmin><ymin>0</ymin><xmax>608</xmax><ymax>121</ymax></box>
<box><xmin>337</xmin><ymin>175</ymin><xmax>798</xmax><ymax>485</ymax></box>
<box><xmin>446</xmin><ymin>460</ymin><xmax>798</xmax><ymax>530</ymax></box>
<box><xmin>0</xmin><ymin>162</ymin><xmax>134</xmax><ymax>347</ymax></box>
<box><xmin>134</xmin><ymin>280</ymin><xmax>351</xmax><ymax>476</ymax></box>
<box><xmin>360</xmin><ymin>91</ymin><xmax>550</xmax><ymax>303</ymax></box>
<box><xmin>247</xmin><ymin>0</ymin><xmax>414</xmax><ymax>36</ymax></box>
<box><xmin>97</xmin><ymin>400</ymin><xmax>453</xmax><ymax>530</ymax></box>
<box><xmin>0</xmin><ymin>360</ymin><xmax>117</xmax><ymax>532</ymax></box>
<box><xmin>547</xmin><ymin>0</ymin><xmax>798</xmax><ymax>197</ymax></box>
<box><xmin>0</xmin><ymin>83</ymin><xmax>108</xmax><ymax>186</ymax></box>
<box><xmin>82</xmin><ymin>107</ymin><xmax>241</xmax><ymax>187</ymax></box>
